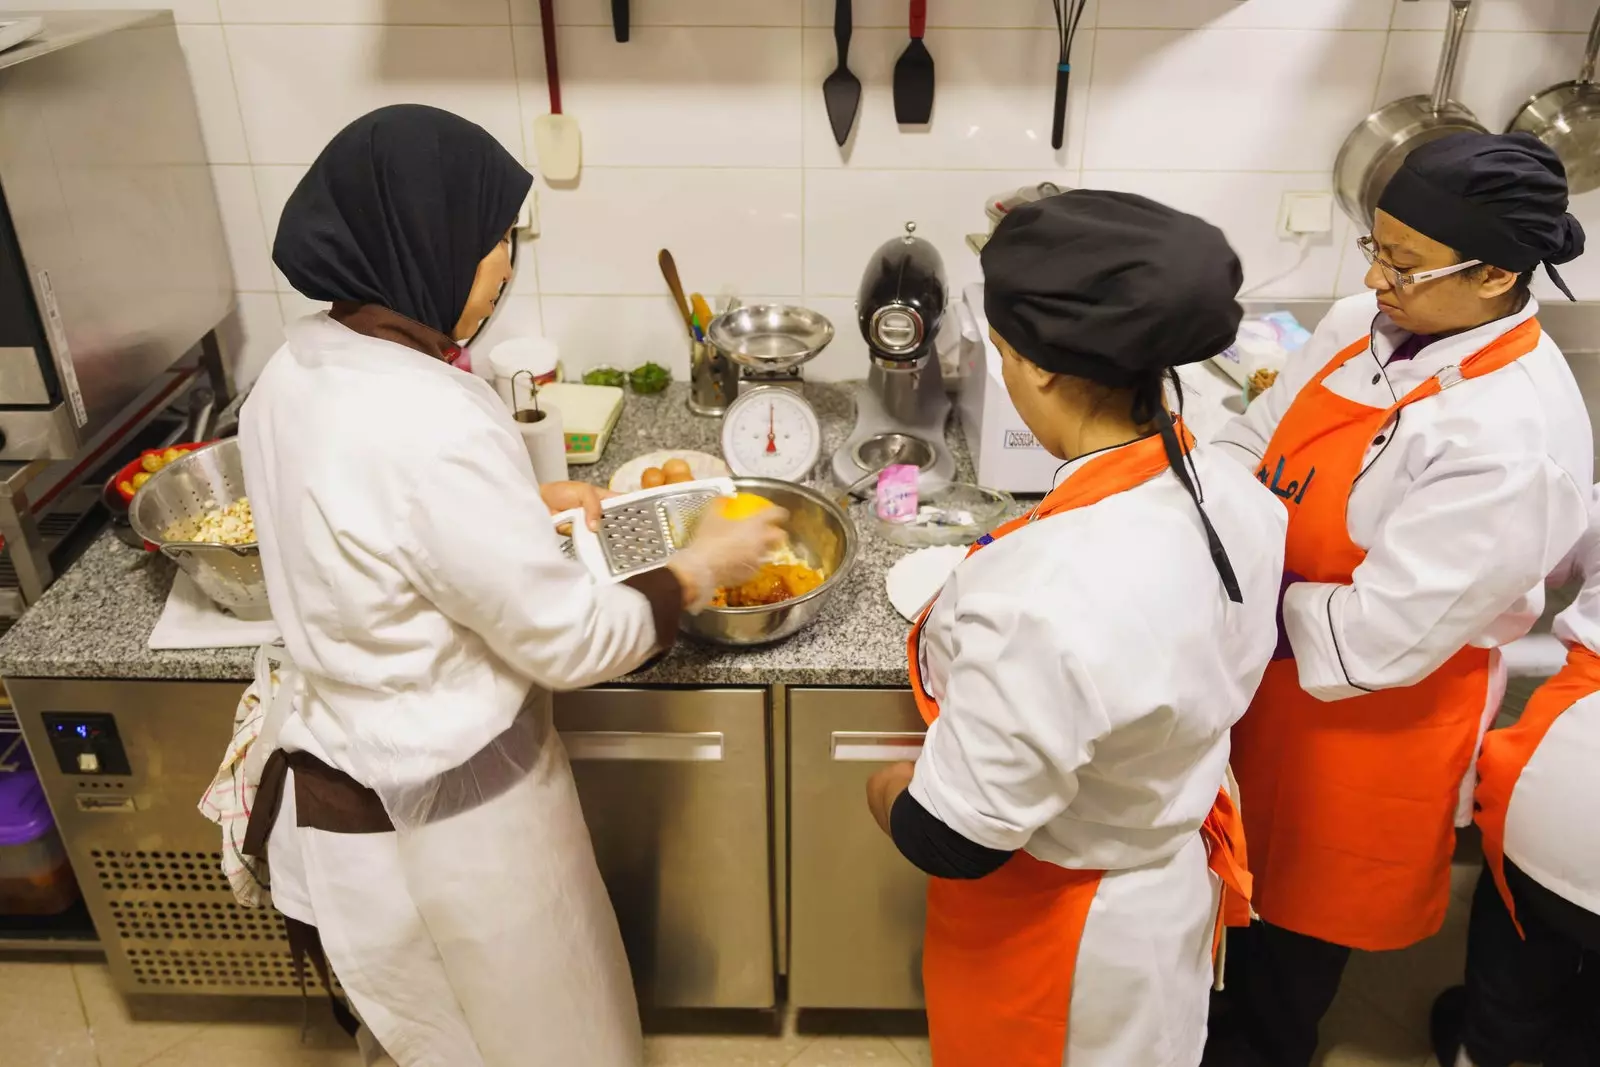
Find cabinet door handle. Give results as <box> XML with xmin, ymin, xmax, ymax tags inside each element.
<box><xmin>562</xmin><ymin>730</ymin><xmax>724</xmax><ymax>762</ymax></box>
<box><xmin>830</xmin><ymin>730</ymin><xmax>925</xmax><ymax>762</ymax></box>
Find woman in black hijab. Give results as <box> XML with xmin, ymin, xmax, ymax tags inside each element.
<box><xmin>1208</xmin><ymin>131</ymin><xmax>1594</xmax><ymax>1067</ymax></box>
<box><xmin>233</xmin><ymin>105</ymin><xmax>783</xmax><ymax>1067</ymax></box>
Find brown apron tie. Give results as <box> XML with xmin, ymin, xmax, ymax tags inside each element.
<box><xmin>284</xmin><ymin>916</ymin><xmax>361</xmax><ymax>1038</ymax></box>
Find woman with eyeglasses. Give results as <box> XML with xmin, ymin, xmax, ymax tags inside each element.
<box><xmin>1204</xmin><ymin>131</ymin><xmax>1595</xmax><ymax>1067</ymax></box>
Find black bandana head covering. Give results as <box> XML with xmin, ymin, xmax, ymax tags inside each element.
<box><xmin>981</xmin><ymin>189</ymin><xmax>1244</xmax><ymax>388</ymax></box>
<box><xmin>982</xmin><ymin>189</ymin><xmax>1247</xmax><ymax>606</ymax></box>
<box><xmin>273</xmin><ymin>104</ymin><xmax>533</xmax><ymax>337</ymax></box>
<box><xmin>1377</xmin><ymin>131</ymin><xmax>1585</xmax><ymax>300</ymax></box>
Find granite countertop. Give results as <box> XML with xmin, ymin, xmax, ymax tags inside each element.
<box><xmin>0</xmin><ymin>382</ymin><xmax>1017</xmax><ymax>687</ymax></box>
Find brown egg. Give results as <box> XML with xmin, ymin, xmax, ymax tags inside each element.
<box><xmin>662</xmin><ymin>457</ymin><xmax>693</xmax><ymax>484</ymax></box>
<box><xmin>640</xmin><ymin>467</ymin><xmax>666</xmax><ymax>489</ymax></box>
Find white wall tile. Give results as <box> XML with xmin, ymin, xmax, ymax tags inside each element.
<box><xmin>799</xmin><ymin>295</ymin><xmax>872</xmax><ymax>380</ymax></box>
<box><xmin>210</xmin><ymin>165</ymin><xmax>275</xmax><ymax>292</ymax></box>
<box><xmin>1393</xmin><ymin>0</ymin><xmax>1598</xmax><ymax>33</ymax></box>
<box><xmin>0</xmin><ymin>0</ymin><xmax>218</xmax><ymax>22</ymax></box>
<box><xmin>218</xmin><ymin>0</ymin><xmax>510</xmax><ymax>22</ymax></box>
<box><xmin>1083</xmin><ymin>171</ymin><xmax>1350</xmax><ymax>298</ymax></box>
<box><xmin>801</xmin><ymin>0</ymin><xmax>1090</xmax><ymax>28</ymax></box>
<box><xmin>538</xmin><ymin>294</ymin><xmax>701</xmax><ymax>377</ymax></box>
<box><xmin>534</xmin><ymin>168</ymin><xmax>802</xmax><ymax>295</ymax></box>
<box><xmin>174</xmin><ymin>24</ymin><xmax>249</xmax><ymax>164</ymax></box>
<box><xmin>1099</xmin><ymin>0</ymin><xmax>1393</xmax><ymax>30</ymax></box>
<box><xmin>513</xmin><ymin>0</ymin><xmax>802</xmax><ymax>25</ymax></box>
<box><xmin>1084</xmin><ymin>28</ymin><xmax>1388</xmax><ymax>171</ymax></box>
<box><xmin>803</xmin><ymin>169</ymin><xmax>1052</xmax><ymax>296</ymax></box>
<box><xmin>250</xmin><ymin>166</ymin><xmax>308</xmax><ymax>291</ymax></box>
<box><xmin>801</xmin><ymin>28</ymin><xmax>1090</xmax><ymax>170</ymax></box>
<box><xmin>225</xmin><ymin>24</ymin><xmax>524</xmax><ymax>165</ymax></box>
<box><xmin>219</xmin><ymin>291</ymin><xmax>285</xmax><ymax>390</ymax></box>
<box><xmin>1375</xmin><ymin>29</ymin><xmax>1587</xmax><ymax>133</ymax></box>
<box><xmin>1534</xmin><ymin>185</ymin><xmax>1600</xmax><ymax>301</ymax></box>
<box><xmin>514</xmin><ymin>26</ymin><xmax>803</xmax><ymax>167</ymax></box>
<box><xmin>278</xmin><ymin>290</ymin><xmax>328</xmax><ymax>323</ymax></box>
<box><xmin>463</xmin><ymin>293</ymin><xmax>545</xmax><ymax>362</ymax></box>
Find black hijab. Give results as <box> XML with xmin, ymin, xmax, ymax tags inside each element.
<box><xmin>273</xmin><ymin>105</ymin><xmax>533</xmax><ymax>337</ymax></box>
<box><xmin>1378</xmin><ymin>131</ymin><xmax>1585</xmax><ymax>299</ymax></box>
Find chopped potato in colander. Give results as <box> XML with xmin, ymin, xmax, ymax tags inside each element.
<box><xmin>175</xmin><ymin>497</ymin><xmax>256</xmax><ymax>546</ymax></box>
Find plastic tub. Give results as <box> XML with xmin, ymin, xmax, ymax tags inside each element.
<box><xmin>0</xmin><ymin>746</ymin><xmax>79</xmax><ymax>915</ymax></box>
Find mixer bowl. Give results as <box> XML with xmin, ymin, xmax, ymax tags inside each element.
<box><xmin>705</xmin><ymin>305</ymin><xmax>834</xmax><ymax>373</ymax></box>
<box><xmin>129</xmin><ymin>439</ymin><xmax>270</xmax><ymax>621</ymax></box>
<box><xmin>679</xmin><ymin>477</ymin><xmax>858</xmax><ymax>647</ymax></box>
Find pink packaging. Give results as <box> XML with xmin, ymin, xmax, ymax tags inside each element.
<box><xmin>875</xmin><ymin>464</ymin><xmax>920</xmax><ymax>523</ymax></box>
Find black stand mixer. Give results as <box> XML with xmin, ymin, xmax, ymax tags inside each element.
<box><xmin>832</xmin><ymin>222</ymin><xmax>957</xmax><ymax>493</ymax></box>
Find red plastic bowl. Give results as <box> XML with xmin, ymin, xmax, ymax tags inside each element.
<box><xmin>110</xmin><ymin>442</ymin><xmax>209</xmax><ymax>504</ymax></box>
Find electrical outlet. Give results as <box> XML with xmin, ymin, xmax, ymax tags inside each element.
<box><xmin>1279</xmin><ymin>191</ymin><xmax>1333</xmax><ymax>237</ymax></box>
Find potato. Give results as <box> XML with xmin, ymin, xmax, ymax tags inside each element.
<box><xmin>132</xmin><ymin>472</ymin><xmax>151</xmax><ymax>489</ymax></box>
<box><xmin>640</xmin><ymin>467</ymin><xmax>666</xmax><ymax>489</ymax></box>
<box><xmin>162</xmin><ymin>448</ymin><xmax>185</xmax><ymax>463</ymax></box>
<box><xmin>140</xmin><ymin>454</ymin><xmax>163</xmax><ymax>473</ymax></box>
<box><xmin>662</xmin><ymin>457</ymin><xmax>693</xmax><ymax>484</ymax></box>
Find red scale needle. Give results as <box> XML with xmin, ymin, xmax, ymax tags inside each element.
<box><xmin>766</xmin><ymin>404</ymin><xmax>778</xmax><ymax>454</ymax></box>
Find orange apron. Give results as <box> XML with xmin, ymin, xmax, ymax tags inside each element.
<box><xmin>1233</xmin><ymin>319</ymin><xmax>1541</xmax><ymax>952</ymax></box>
<box><xmin>906</xmin><ymin>427</ymin><xmax>1252</xmax><ymax>1067</ymax></box>
<box><xmin>1474</xmin><ymin>643</ymin><xmax>1600</xmax><ymax>935</ymax></box>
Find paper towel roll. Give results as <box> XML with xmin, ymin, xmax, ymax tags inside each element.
<box><xmin>515</xmin><ymin>405</ymin><xmax>567</xmax><ymax>484</ymax></box>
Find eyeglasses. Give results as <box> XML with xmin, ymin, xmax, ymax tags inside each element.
<box><xmin>1358</xmin><ymin>235</ymin><xmax>1480</xmax><ymax>290</ymax></box>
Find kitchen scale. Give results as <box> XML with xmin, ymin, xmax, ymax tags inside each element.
<box><xmin>709</xmin><ymin>305</ymin><xmax>834</xmax><ymax>482</ymax></box>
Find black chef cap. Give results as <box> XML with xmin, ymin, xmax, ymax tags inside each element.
<box><xmin>982</xmin><ymin>189</ymin><xmax>1245</xmax><ymax>605</ymax></box>
<box><xmin>1378</xmin><ymin>131</ymin><xmax>1585</xmax><ymax>300</ymax></box>
<box><xmin>981</xmin><ymin>189</ymin><xmax>1245</xmax><ymax>388</ymax></box>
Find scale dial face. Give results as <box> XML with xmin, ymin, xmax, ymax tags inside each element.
<box><xmin>720</xmin><ymin>386</ymin><xmax>823</xmax><ymax>482</ymax></box>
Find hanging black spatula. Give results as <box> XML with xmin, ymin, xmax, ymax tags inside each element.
<box><xmin>823</xmin><ymin>0</ymin><xmax>861</xmax><ymax>146</ymax></box>
<box><xmin>612</xmin><ymin>0</ymin><xmax>628</xmax><ymax>42</ymax></box>
<box><xmin>893</xmin><ymin>0</ymin><xmax>934</xmax><ymax>125</ymax></box>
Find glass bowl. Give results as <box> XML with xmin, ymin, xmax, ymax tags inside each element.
<box><xmin>870</xmin><ymin>482</ymin><xmax>1015</xmax><ymax>547</ymax></box>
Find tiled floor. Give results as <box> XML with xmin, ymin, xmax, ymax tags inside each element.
<box><xmin>2</xmin><ymin>866</ymin><xmax>1479</xmax><ymax>1067</ymax></box>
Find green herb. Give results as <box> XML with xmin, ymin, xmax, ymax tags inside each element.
<box><xmin>582</xmin><ymin>366</ymin><xmax>626</xmax><ymax>389</ymax></box>
<box><xmin>628</xmin><ymin>362</ymin><xmax>671</xmax><ymax>394</ymax></box>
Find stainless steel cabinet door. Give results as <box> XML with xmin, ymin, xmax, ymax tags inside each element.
<box><xmin>555</xmin><ymin>687</ymin><xmax>774</xmax><ymax>1009</ymax></box>
<box><xmin>788</xmin><ymin>687</ymin><xmax>928</xmax><ymax>1009</ymax></box>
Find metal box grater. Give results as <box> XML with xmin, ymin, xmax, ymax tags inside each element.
<box><xmin>554</xmin><ymin>479</ymin><xmax>736</xmax><ymax>581</ymax></box>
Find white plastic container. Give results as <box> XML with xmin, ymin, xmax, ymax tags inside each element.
<box><xmin>489</xmin><ymin>337</ymin><xmax>561</xmax><ymax>413</ymax></box>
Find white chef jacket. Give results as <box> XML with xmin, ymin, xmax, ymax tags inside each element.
<box><xmin>1502</xmin><ymin>484</ymin><xmax>1600</xmax><ymax>915</ymax></box>
<box><xmin>908</xmin><ymin>441</ymin><xmax>1287</xmax><ymax>871</ymax></box>
<box><xmin>1214</xmin><ymin>292</ymin><xmax>1593</xmax><ymax>703</ymax></box>
<box><xmin>239</xmin><ymin>313</ymin><xmax>661</xmax><ymax>794</ymax></box>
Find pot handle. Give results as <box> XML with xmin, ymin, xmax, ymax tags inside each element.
<box><xmin>1582</xmin><ymin>2</ymin><xmax>1600</xmax><ymax>86</ymax></box>
<box><xmin>1431</xmin><ymin>0</ymin><xmax>1472</xmax><ymax>114</ymax></box>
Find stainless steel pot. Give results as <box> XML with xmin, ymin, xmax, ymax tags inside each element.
<box><xmin>679</xmin><ymin>478</ymin><xmax>858</xmax><ymax>647</ymax></box>
<box><xmin>1508</xmin><ymin>4</ymin><xmax>1600</xmax><ymax>195</ymax></box>
<box><xmin>1334</xmin><ymin>0</ymin><xmax>1484</xmax><ymax>227</ymax></box>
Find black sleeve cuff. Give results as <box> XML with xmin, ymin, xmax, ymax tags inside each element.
<box><xmin>889</xmin><ymin>788</ymin><xmax>1013</xmax><ymax>880</ymax></box>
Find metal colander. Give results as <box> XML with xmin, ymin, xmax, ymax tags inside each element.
<box><xmin>128</xmin><ymin>439</ymin><xmax>270</xmax><ymax>620</ymax></box>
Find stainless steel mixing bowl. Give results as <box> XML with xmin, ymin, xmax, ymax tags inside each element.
<box><xmin>679</xmin><ymin>478</ymin><xmax>858</xmax><ymax>647</ymax></box>
<box><xmin>705</xmin><ymin>304</ymin><xmax>835</xmax><ymax>373</ymax></box>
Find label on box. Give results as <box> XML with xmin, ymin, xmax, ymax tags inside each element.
<box><xmin>1004</xmin><ymin>429</ymin><xmax>1043</xmax><ymax>451</ymax></box>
